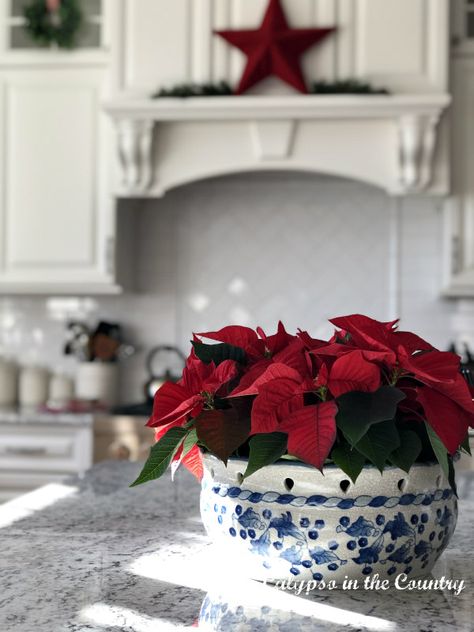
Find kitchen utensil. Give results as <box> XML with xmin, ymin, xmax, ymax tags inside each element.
<box><xmin>144</xmin><ymin>345</ymin><xmax>186</xmax><ymax>402</ymax></box>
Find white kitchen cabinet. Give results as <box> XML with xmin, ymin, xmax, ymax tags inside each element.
<box><xmin>443</xmin><ymin>57</ymin><xmax>474</xmax><ymax>296</ymax></box>
<box><xmin>0</xmin><ymin>68</ymin><xmax>120</xmax><ymax>293</ymax></box>
<box><xmin>0</xmin><ymin>419</ymin><xmax>92</xmax><ymax>502</ymax></box>
<box><xmin>0</xmin><ymin>0</ymin><xmax>121</xmax><ymax>294</ymax></box>
<box><xmin>443</xmin><ymin>2</ymin><xmax>474</xmax><ymax>296</ymax></box>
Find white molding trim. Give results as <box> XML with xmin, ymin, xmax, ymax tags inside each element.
<box><xmin>105</xmin><ymin>94</ymin><xmax>450</xmax><ymax>121</ymax></box>
<box><xmin>104</xmin><ymin>94</ymin><xmax>451</xmax><ymax>198</ymax></box>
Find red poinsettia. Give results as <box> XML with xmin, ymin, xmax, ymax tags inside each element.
<box><xmin>132</xmin><ymin>315</ymin><xmax>473</xmax><ymax>491</ymax></box>
<box><xmin>145</xmin><ymin>353</ymin><xmax>238</xmax><ymax>479</ymax></box>
<box><xmin>147</xmin><ymin>353</ymin><xmax>238</xmax><ymax>428</ymax></box>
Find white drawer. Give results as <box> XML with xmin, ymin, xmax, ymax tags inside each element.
<box><xmin>0</xmin><ymin>423</ymin><xmax>92</xmax><ymax>474</ymax></box>
<box><xmin>0</xmin><ymin>435</ymin><xmax>73</xmax><ymax>459</ymax></box>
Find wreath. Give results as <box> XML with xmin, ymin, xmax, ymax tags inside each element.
<box><xmin>23</xmin><ymin>0</ymin><xmax>83</xmax><ymax>49</ymax></box>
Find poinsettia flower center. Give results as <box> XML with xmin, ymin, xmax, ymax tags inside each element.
<box><xmin>390</xmin><ymin>366</ymin><xmax>403</xmax><ymax>386</ymax></box>
<box><xmin>313</xmin><ymin>384</ymin><xmax>328</xmax><ymax>401</ymax></box>
<box><xmin>201</xmin><ymin>390</ymin><xmax>215</xmax><ymax>410</ymax></box>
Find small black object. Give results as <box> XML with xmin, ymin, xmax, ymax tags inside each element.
<box><xmin>460</xmin><ymin>367</ymin><xmax>474</xmax><ymax>387</ymax></box>
<box><xmin>93</xmin><ymin>321</ymin><xmax>121</xmax><ymax>340</ymax></box>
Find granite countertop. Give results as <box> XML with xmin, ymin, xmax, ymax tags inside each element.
<box><xmin>0</xmin><ymin>408</ymin><xmax>93</xmax><ymax>426</ymax></box>
<box><xmin>0</xmin><ymin>462</ymin><xmax>472</xmax><ymax>632</ymax></box>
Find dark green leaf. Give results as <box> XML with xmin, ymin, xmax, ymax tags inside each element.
<box><xmin>330</xmin><ymin>441</ymin><xmax>366</xmax><ymax>483</ymax></box>
<box><xmin>171</xmin><ymin>428</ymin><xmax>199</xmax><ymax>480</ymax></box>
<box><xmin>195</xmin><ymin>408</ymin><xmax>250</xmax><ymax>463</ymax></box>
<box><xmin>191</xmin><ymin>341</ymin><xmax>246</xmax><ymax>365</ymax></box>
<box><xmin>336</xmin><ymin>386</ymin><xmax>406</xmax><ymax>446</ymax></box>
<box><xmin>355</xmin><ymin>419</ymin><xmax>401</xmax><ymax>472</ymax></box>
<box><xmin>425</xmin><ymin>422</ymin><xmax>449</xmax><ymax>481</ymax></box>
<box><xmin>182</xmin><ymin>428</ymin><xmax>198</xmax><ymax>457</ymax></box>
<box><xmin>243</xmin><ymin>432</ymin><xmax>288</xmax><ymax>480</ymax></box>
<box><xmin>130</xmin><ymin>427</ymin><xmax>187</xmax><ymax>487</ymax></box>
<box><xmin>425</xmin><ymin>423</ymin><xmax>458</xmax><ymax>496</ymax></box>
<box><xmin>389</xmin><ymin>429</ymin><xmax>422</xmax><ymax>473</ymax></box>
<box><xmin>461</xmin><ymin>432</ymin><xmax>471</xmax><ymax>456</ymax></box>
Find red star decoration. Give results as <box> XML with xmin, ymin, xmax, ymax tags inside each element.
<box><xmin>215</xmin><ymin>0</ymin><xmax>336</xmax><ymax>95</ymax></box>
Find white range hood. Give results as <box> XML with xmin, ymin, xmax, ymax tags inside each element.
<box><xmin>104</xmin><ymin>93</ymin><xmax>451</xmax><ymax>198</ymax></box>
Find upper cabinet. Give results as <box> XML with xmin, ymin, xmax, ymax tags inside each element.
<box><xmin>119</xmin><ymin>0</ymin><xmax>449</xmax><ymax>95</ymax></box>
<box><xmin>443</xmin><ymin>0</ymin><xmax>474</xmax><ymax>296</ymax></box>
<box><xmin>0</xmin><ymin>0</ymin><xmax>120</xmax><ymax>294</ymax></box>
<box><xmin>0</xmin><ymin>0</ymin><xmax>454</xmax><ymax>292</ymax></box>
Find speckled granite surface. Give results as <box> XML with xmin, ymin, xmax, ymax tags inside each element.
<box><xmin>0</xmin><ymin>462</ymin><xmax>472</xmax><ymax>632</ymax></box>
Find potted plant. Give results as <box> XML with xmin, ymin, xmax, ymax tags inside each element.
<box><xmin>132</xmin><ymin>314</ymin><xmax>473</xmax><ymax>583</ymax></box>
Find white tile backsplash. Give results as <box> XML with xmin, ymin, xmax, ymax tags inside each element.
<box><xmin>0</xmin><ymin>173</ymin><xmax>466</xmax><ymax>403</ymax></box>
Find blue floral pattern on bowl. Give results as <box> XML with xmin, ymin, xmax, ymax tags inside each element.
<box><xmin>200</xmin><ymin>455</ymin><xmax>458</xmax><ymax>583</ymax></box>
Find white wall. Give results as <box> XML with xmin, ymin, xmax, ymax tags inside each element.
<box><xmin>0</xmin><ymin>173</ymin><xmax>459</xmax><ymax>403</ymax></box>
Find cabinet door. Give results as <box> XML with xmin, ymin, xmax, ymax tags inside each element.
<box><xmin>0</xmin><ymin>68</ymin><xmax>119</xmax><ymax>293</ymax></box>
<box><xmin>443</xmin><ymin>57</ymin><xmax>474</xmax><ymax>296</ymax></box>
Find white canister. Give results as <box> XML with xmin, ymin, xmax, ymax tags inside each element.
<box><xmin>19</xmin><ymin>365</ymin><xmax>49</xmax><ymax>408</ymax></box>
<box><xmin>48</xmin><ymin>373</ymin><xmax>75</xmax><ymax>408</ymax></box>
<box><xmin>76</xmin><ymin>362</ymin><xmax>118</xmax><ymax>407</ymax></box>
<box><xmin>0</xmin><ymin>358</ymin><xmax>18</xmax><ymax>407</ymax></box>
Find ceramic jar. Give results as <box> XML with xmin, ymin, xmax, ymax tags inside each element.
<box><xmin>200</xmin><ymin>454</ymin><xmax>457</xmax><ymax>584</ymax></box>
<box><xmin>18</xmin><ymin>365</ymin><xmax>49</xmax><ymax>408</ymax></box>
<box><xmin>48</xmin><ymin>373</ymin><xmax>74</xmax><ymax>408</ymax></box>
<box><xmin>76</xmin><ymin>362</ymin><xmax>118</xmax><ymax>406</ymax></box>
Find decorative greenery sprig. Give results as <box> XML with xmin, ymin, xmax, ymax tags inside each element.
<box><xmin>153</xmin><ymin>81</ymin><xmax>234</xmax><ymax>98</ymax></box>
<box><xmin>310</xmin><ymin>79</ymin><xmax>389</xmax><ymax>94</ymax></box>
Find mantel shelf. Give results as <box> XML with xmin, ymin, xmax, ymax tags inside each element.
<box><xmin>105</xmin><ymin>94</ymin><xmax>450</xmax><ymax>120</ymax></box>
<box><xmin>104</xmin><ymin>94</ymin><xmax>451</xmax><ymax>197</ymax></box>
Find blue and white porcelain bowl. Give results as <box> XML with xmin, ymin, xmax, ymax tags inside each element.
<box><xmin>200</xmin><ymin>454</ymin><xmax>457</xmax><ymax>584</ymax></box>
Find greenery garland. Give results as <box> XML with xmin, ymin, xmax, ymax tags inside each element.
<box><xmin>154</xmin><ymin>82</ymin><xmax>234</xmax><ymax>98</ymax></box>
<box><xmin>310</xmin><ymin>79</ymin><xmax>389</xmax><ymax>95</ymax></box>
<box><xmin>24</xmin><ymin>0</ymin><xmax>83</xmax><ymax>49</ymax></box>
<box><xmin>153</xmin><ymin>79</ymin><xmax>389</xmax><ymax>99</ymax></box>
